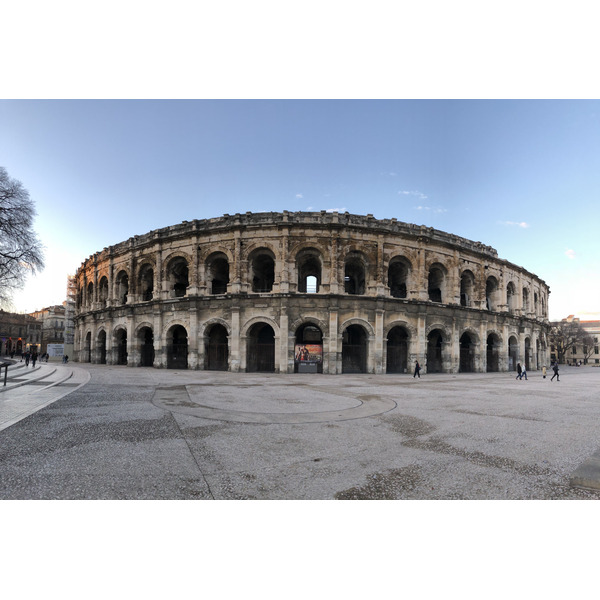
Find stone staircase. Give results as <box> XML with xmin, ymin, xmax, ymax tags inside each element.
<box><xmin>0</xmin><ymin>360</ymin><xmax>90</xmax><ymax>432</ymax></box>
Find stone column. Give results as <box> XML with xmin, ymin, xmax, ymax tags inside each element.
<box><xmin>230</xmin><ymin>306</ymin><xmax>241</xmax><ymax>372</ymax></box>
<box><xmin>328</xmin><ymin>307</ymin><xmax>339</xmax><ymax>374</ymax></box>
<box><xmin>374</xmin><ymin>308</ymin><xmax>385</xmax><ymax>374</ymax></box>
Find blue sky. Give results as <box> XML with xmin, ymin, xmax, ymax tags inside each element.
<box><xmin>2</xmin><ymin>99</ymin><xmax>599</xmax><ymax>320</ymax></box>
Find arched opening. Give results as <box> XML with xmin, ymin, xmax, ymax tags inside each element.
<box><xmin>459</xmin><ymin>332</ymin><xmax>475</xmax><ymax>372</ymax></box>
<box><xmin>87</xmin><ymin>282</ymin><xmax>94</xmax><ymax>307</ymax></box>
<box><xmin>386</xmin><ymin>326</ymin><xmax>409</xmax><ymax>373</ymax></box>
<box><xmin>247</xmin><ymin>323</ymin><xmax>275</xmax><ymax>372</ymax></box>
<box><xmin>205</xmin><ymin>324</ymin><xmax>229</xmax><ymax>371</ymax></box>
<box><xmin>167</xmin><ymin>325</ymin><xmax>188</xmax><ymax>369</ymax></box>
<box><xmin>486</xmin><ymin>333</ymin><xmax>501</xmax><ymax>372</ymax></box>
<box><xmin>523</xmin><ymin>288</ymin><xmax>530</xmax><ymax>313</ymax></box>
<box><xmin>250</xmin><ymin>252</ymin><xmax>275</xmax><ymax>293</ymax></box>
<box><xmin>98</xmin><ymin>276</ymin><xmax>109</xmax><ymax>308</ymax></box>
<box><xmin>85</xmin><ymin>332</ymin><xmax>92</xmax><ymax>363</ymax></box>
<box><xmin>207</xmin><ymin>253</ymin><xmax>229</xmax><ymax>295</ymax></box>
<box><xmin>297</xmin><ymin>249</ymin><xmax>321</xmax><ymax>294</ymax></box>
<box><xmin>427</xmin><ymin>329</ymin><xmax>444</xmax><ymax>373</ymax></box>
<box><xmin>139</xmin><ymin>264</ymin><xmax>154</xmax><ymax>301</ymax></box>
<box><xmin>524</xmin><ymin>337</ymin><xmax>531</xmax><ymax>370</ymax></box>
<box><xmin>294</xmin><ymin>323</ymin><xmax>323</xmax><ymax>373</ymax></box>
<box><xmin>115</xmin><ymin>328</ymin><xmax>127</xmax><ymax>365</ymax></box>
<box><xmin>428</xmin><ymin>265</ymin><xmax>445</xmax><ymax>303</ymax></box>
<box><xmin>344</xmin><ymin>253</ymin><xmax>366</xmax><ymax>295</ymax></box>
<box><xmin>116</xmin><ymin>270</ymin><xmax>129</xmax><ymax>305</ymax></box>
<box><xmin>342</xmin><ymin>324</ymin><xmax>368</xmax><ymax>373</ymax></box>
<box><xmin>507</xmin><ymin>282</ymin><xmax>517</xmax><ymax>314</ymax></box>
<box><xmin>486</xmin><ymin>276</ymin><xmax>499</xmax><ymax>311</ymax></box>
<box><xmin>508</xmin><ymin>335</ymin><xmax>519</xmax><ymax>371</ymax></box>
<box><xmin>97</xmin><ymin>330</ymin><xmax>107</xmax><ymax>364</ymax></box>
<box><xmin>388</xmin><ymin>257</ymin><xmax>410</xmax><ymax>298</ymax></box>
<box><xmin>139</xmin><ymin>327</ymin><xmax>154</xmax><ymax>367</ymax></box>
<box><xmin>460</xmin><ymin>270</ymin><xmax>475</xmax><ymax>307</ymax></box>
<box><xmin>167</xmin><ymin>258</ymin><xmax>189</xmax><ymax>298</ymax></box>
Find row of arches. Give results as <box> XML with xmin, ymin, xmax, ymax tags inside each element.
<box><xmin>80</xmin><ymin>320</ymin><xmax>543</xmax><ymax>374</ymax></box>
<box><xmin>78</xmin><ymin>248</ymin><xmax>547</xmax><ymax>318</ymax></box>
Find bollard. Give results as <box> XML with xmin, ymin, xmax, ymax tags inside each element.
<box><xmin>2</xmin><ymin>363</ymin><xmax>7</xmax><ymax>387</ymax></box>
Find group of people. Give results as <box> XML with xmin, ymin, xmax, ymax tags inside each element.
<box><xmin>412</xmin><ymin>359</ymin><xmax>561</xmax><ymax>381</ymax></box>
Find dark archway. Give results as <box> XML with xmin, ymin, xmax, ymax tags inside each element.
<box><xmin>205</xmin><ymin>324</ymin><xmax>229</xmax><ymax>371</ymax></box>
<box><xmin>167</xmin><ymin>325</ymin><xmax>188</xmax><ymax>369</ymax></box>
<box><xmin>486</xmin><ymin>333</ymin><xmax>501</xmax><ymax>372</ymax></box>
<box><xmin>247</xmin><ymin>323</ymin><xmax>275</xmax><ymax>372</ymax></box>
<box><xmin>386</xmin><ymin>326</ymin><xmax>409</xmax><ymax>373</ymax></box>
<box><xmin>427</xmin><ymin>329</ymin><xmax>444</xmax><ymax>373</ymax></box>
<box><xmin>115</xmin><ymin>328</ymin><xmax>127</xmax><ymax>365</ymax></box>
<box><xmin>342</xmin><ymin>324</ymin><xmax>368</xmax><ymax>373</ymax></box>
<box><xmin>98</xmin><ymin>330</ymin><xmax>107</xmax><ymax>364</ymax></box>
<box><xmin>508</xmin><ymin>335</ymin><xmax>519</xmax><ymax>371</ymax></box>
<box><xmin>459</xmin><ymin>332</ymin><xmax>475</xmax><ymax>372</ymax></box>
<box><xmin>250</xmin><ymin>252</ymin><xmax>275</xmax><ymax>293</ymax></box>
<box><xmin>85</xmin><ymin>331</ymin><xmax>92</xmax><ymax>363</ymax></box>
<box><xmin>139</xmin><ymin>327</ymin><xmax>154</xmax><ymax>367</ymax></box>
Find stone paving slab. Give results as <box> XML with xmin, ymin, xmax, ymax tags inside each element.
<box><xmin>1</xmin><ymin>363</ymin><xmax>600</xmax><ymax>499</ymax></box>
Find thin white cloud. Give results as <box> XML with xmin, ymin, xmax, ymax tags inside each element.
<box><xmin>565</xmin><ymin>248</ymin><xmax>576</xmax><ymax>260</ymax></box>
<box><xmin>295</xmin><ymin>193</ymin><xmax>303</xmax><ymax>199</ymax></box>
<box><xmin>326</xmin><ymin>207</ymin><xmax>347</xmax><ymax>213</ymax></box>
<box><xmin>399</xmin><ymin>190</ymin><xmax>428</xmax><ymax>200</ymax></box>
<box><xmin>500</xmin><ymin>221</ymin><xmax>530</xmax><ymax>229</ymax></box>
<box><xmin>414</xmin><ymin>205</ymin><xmax>447</xmax><ymax>214</ymax></box>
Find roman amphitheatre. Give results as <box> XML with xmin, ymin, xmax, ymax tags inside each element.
<box><xmin>73</xmin><ymin>211</ymin><xmax>550</xmax><ymax>375</ymax></box>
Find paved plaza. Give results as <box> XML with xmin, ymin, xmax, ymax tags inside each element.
<box><xmin>1</xmin><ymin>361</ymin><xmax>600</xmax><ymax>500</ymax></box>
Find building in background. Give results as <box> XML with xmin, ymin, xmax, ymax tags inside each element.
<box><xmin>28</xmin><ymin>304</ymin><xmax>66</xmax><ymax>357</ymax></box>
<box><xmin>560</xmin><ymin>316</ymin><xmax>600</xmax><ymax>366</ymax></box>
<box><xmin>64</xmin><ymin>275</ymin><xmax>76</xmax><ymax>359</ymax></box>
<box><xmin>0</xmin><ymin>310</ymin><xmax>42</xmax><ymax>356</ymax></box>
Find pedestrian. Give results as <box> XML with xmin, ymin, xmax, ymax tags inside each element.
<box><xmin>25</xmin><ymin>351</ymin><xmax>30</xmax><ymax>367</ymax></box>
<box><xmin>32</xmin><ymin>352</ymin><xmax>38</xmax><ymax>367</ymax></box>
<box><xmin>516</xmin><ymin>362</ymin><xmax>522</xmax><ymax>380</ymax></box>
<box><xmin>551</xmin><ymin>363</ymin><xmax>560</xmax><ymax>381</ymax></box>
<box><xmin>542</xmin><ymin>365</ymin><xmax>547</xmax><ymax>379</ymax></box>
<box><xmin>521</xmin><ymin>364</ymin><xmax>527</xmax><ymax>380</ymax></box>
<box><xmin>413</xmin><ymin>360</ymin><xmax>421</xmax><ymax>378</ymax></box>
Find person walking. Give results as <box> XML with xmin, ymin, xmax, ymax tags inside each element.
<box><xmin>516</xmin><ymin>362</ymin><xmax>522</xmax><ymax>380</ymax></box>
<box><xmin>551</xmin><ymin>363</ymin><xmax>560</xmax><ymax>381</ymax></box>
<box><xmin>413</xmin><ymin>360</ymin><xmax>421</xmax><ymax>378</ymax></box>
<box><xmin>521</xmin><ymin>364</ymin><xmax>527</xmax><ymax>380</ymax></box>
<box><xmin>31</xmin><ymin>352</ymin><xmax>38</xmax><ymax>368</ymax></box>
<box><xmin>542</xmin><ymin>365</ymin><xmax>547</xmax><ymax>379</ymax></box>
<box><xmin>25</xmin><ymin>351</ymin><xmax>30</xmax><ymax>367</ymax></box>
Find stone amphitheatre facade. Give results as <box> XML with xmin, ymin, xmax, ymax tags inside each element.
<box><xmin>73</xmin><ymin>211</ymin><xmax>550</xmax><ymax>374</ymax></box>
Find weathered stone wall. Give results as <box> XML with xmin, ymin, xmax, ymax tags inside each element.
<box><xmin>74</xmin><ymin>211</ymin><xmax>550</xmax><ymax>374</ymax></box>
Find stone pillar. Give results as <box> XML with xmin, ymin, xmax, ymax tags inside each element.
<box><xmin>328</xmin><ymin>308</ymin><xmax>339</xmax><ymax>374</ymax></box>
<box><xmin>188</xmin><ymin>305</ymin><xmax>199</xmax><ymax>370</ymax></box>
<box><xmin>230</xmin><ymin>306</ymin><xmax>241</xmax><ymax>372</ymax></box>
<box><xmin>279</xmin><ymin>310</ymin><xmax>290</xmax><ymax>373</ymax></box>
<box><xmin>374</xmin><ymin>309</ymin><xmax>385</xmax><ymax>374</ymax></box>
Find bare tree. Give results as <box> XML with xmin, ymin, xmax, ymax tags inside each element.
<box><xmin>0</xmin><ymin>167</ymin><xmax>45</xmax><ymax>307</ymax></box>
<box><xmin>548</xmin><ymin>319</ymin><xmax>594</xmax><ymax>364</ymax></box>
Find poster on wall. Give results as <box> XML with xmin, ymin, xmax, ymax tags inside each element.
<box><xmin>294</xmin><ymin>344</ymin><xmax>323</xmax><ymax>364</ymax></box>
<box><xmin>47</xmin><ymin>344</ymin><xmax>65</xmax><ymax>357</ymax></box>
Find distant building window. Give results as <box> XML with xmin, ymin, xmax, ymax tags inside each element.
<box><xmin>595</xmin><ymin>346</ymin><xmax>599</xmax><ymax>354</ymax></box>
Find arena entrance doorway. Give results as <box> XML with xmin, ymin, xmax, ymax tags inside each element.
<box><xmin>167</xmin><ymin>325</ymin><xmax>188</xmax><ymax>369</ymax></box>
<box><xmin>294</xmin><ymin>324</ymin><xmax>323</xmax><ymax>373</ymax></box>
<box><xmin>342</xmin><ymin>324</ymin><xmax>367</xmax><ymax>373</ymax></box>
<box><xmin>486</xmin><ymin>333</ymin><xmax>500</xmax><ymax>372</ymax></box>
<box><xmin>459</xmin><ymin>332</ymin><xmax>475</xmax><ymax>372</ymax></box>
<box><xmin>98</xmin><ymin>330</ymin><xmax>107</xmax><ymax>364</ymax></box>
<box><xmin>247</xmin><ymin>323</ymin><xmax>275</xmax><ymax>372</ymax></box>
<box><xmin>508</xmin><ymin>336</ymin><xmax>519</xmax><ymax>371</ymax></box>
<box><xmin>139</xmin><ymin>327</ymin><xmax>154</xmax><ymax>367</ymax></box>
<box><xmin>205</xmin><ymin>324</ymin><xmax>228</xmax><ymax>371</ymax></box>
<box><xmin>115</xmin><ymin>329</ymin><xmax>128</xmax><ymax>365</ymax></box>
<box><xmin>386</xmin><ymin>326</ymin><xmax>408</xmax><ymax>373</ymax></box>
<box><xmin>427</xmin><ymin>330</ymin><xmax>444</xmax><ymax>373</ymax></box>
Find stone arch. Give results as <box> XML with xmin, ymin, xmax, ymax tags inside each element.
<box><xmin>96</xmin><ymin>326</ymin><xmax>108</xmax><ymax>364</ymax></box>
<box><xmin>486</xmin><ymin>276</ymin><xmax>500</xmax><ymax>311</ymax></box>
<box><xmin>115</xmin><ymin>268</ymin><xmax>130</xmax><ymax>305</ymax></box>
<box><xmin>427</xmin><ymin>262</ymin><xmax>448</xmax><ymax>303</ymax></box>
<box><xmin>205</xmin><ymin>251</ymin><xmax>230</xmax><ymax>295</ymax></box>
<box><xmin>339</xmin><ymin>317</ymin><xmax>375</xmax><ymax>338</ymax></box>
<box><xmin>459</xmin><ymin>269</ymin><xmax>476</xmax><ymax>307</ymax></box>
<box><xmin>203</xmin><ymin>321</ymin><xmax>229</xmax><ymax>371</ymax></box>
<box><xmin>199</xmin><ymin>245</ymin><xmax>234</xmax><ymax>264</ymax></box>
<box><xmin>164</xmin><ymin>253</ymin><xmax>191</xmax><ymax>298</ymax></box>
<box><xmin>295</xmin><ymin>247</ymin><xmax>323</xmax><ymax>293</ymax></box>
<box><xmin>137</xmin><ymin>259</ymin><xmax>156</xmax><ymax>302</ymax></box>
<box><xmin>459</xmin><ymin>327</ymin><xmax>480</xmax><ymax>373</ymax></box>
<box><xmin>506</xmin><ymin>281</ymin><xmax>517</xmax><ymax>313</ymax></box>
<box><xmin>241</xmin><ymin>315</ymin><xmax>280</xmax><ymax>338</ymax></box>
<box><xmin>165</xmin><ymin>323</ymin><xmax>188</xmax><ymax>369</ymax></box>
<box><xmin>341</xmin><ymin>322</ymin><xmax>369</xmax><ymax>373</ymax></box>
<box><xmin>112</xmin><ymin>324</ymin><xmax>128</xmax><ymax>365</ymax></box>
<box><xmin>247</xmin><ymin>246</ymin><xmax>276</xmax><ymax>293</ymax></box>
<box><xmin>387</xmin><ymin>255</ymin><xmax>412</xmax><ymax>298</ymax></box>
<box><xmin>290</xmin><ymin>315</ymin><xmax>329</xmax><ymax>338</ymax></box>
<box><xmin>199</xmin><ymin>317</ymin><xmax>232</xmax><ymax>339</ymax></box>
<box><xmin>246</xmin><ymin>321</ymin><xmax>276</xmax><ymax>372</ymax></box>
<box><xmin>98</xmin><ymin>275</ymin><xmax>109</xmax><ymax>307</ymax></box>
<box><xmin>343</xmin><ymin>250</ymin><xmax>369</xmax><ymax>295</ymax></box>
<box><xmin>486</xmin><ymin>330</ymin><xmax>502</xmax><ymax>372</ymax></box>
<box><xmin>386</xmin><ymin>324</ymin><xmax>410</xmax><ymax>373</ymax></box>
